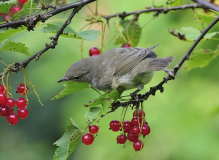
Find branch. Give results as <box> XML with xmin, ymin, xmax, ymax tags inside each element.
<box><xmin>192</xmin><ymin>0</ymin><xmax>219</xmax><ymax>12</ymax></box>
<box><xmin>102</xmin><ymin>4</ymin><xmax>202</xmax><ymax>21</ymax></box>
<box><xmin>112</xmin><ymin>15</ymin><xmax>219</xmax><ymax>108</ymax></box>
<box><xmin>0</xmin><ymin>1</ymin><xmax>93</xmax><ymax>78</ymax></box>
<box><xmin>0</xmin><ymin>0</ymin><xmax>96</xmax><ymax>30</ymax></box>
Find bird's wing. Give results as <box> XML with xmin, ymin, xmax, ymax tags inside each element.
<box><xmin>112</xmin><ymin>44</ymin><xmax>159</xmax><ymax>77</ymax></box>
<box><xmin>130</xmin><ymin>57</ymin><xmax>175</xmax><ymax>76</ymax></box>
<box><xmin>96</xmin><ymin>44</ymin><xmax>159</xmax><ymax>90</ymax></box>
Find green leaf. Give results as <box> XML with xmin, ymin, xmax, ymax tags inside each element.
<box><xmin>53</xmin><ymin>118</ymin><xmax>82</xmax><ymax>160</ymax></box>
<box><xmin>166</xmin><ymin>0</ymin><xmax>182</xmax><ymax>7</ymax></box>
<box><xmin>42</xmin><ymin>22</ymin><xmax>100</xmax><ymax>41</ymax></box>
<box><xmin>168</xmin><ymin>27</ymin><xmax>219</xmax><ymax>41</ymax></box>
<box><xmin>0</xmin><ymin>28</ymin><xmax>26</xmax><ymax>43</ymax></box>
<box><xmin>195</xmin><ymin>14</ymin><xmax>217</xmax><ymax>24</ymax></box>
<box><xmin>52</xmin><ymin>81</ymin><xmax>89</xmax><ymax>100</ymax></box>
<box><xmin>41</xmin><ymin>22</ymin><xmax>76</xmax><ymax>34</ymax></box>
<box><xmin>76</xmin><ymin>30</ymin><xmax>101</xmax><ymax>42</ymax></box>
<box><xmin>114</xmin><ymin>20</ymin><xmax>142</xmax><ymax>47</ymax></box>
<box><xmin>87</xmin><ymin>87</ymin><xmax>124</xmax><ymax>108</ymax></box>
<box><xmin>85</xmin><ymin>107</ymin><xmax>102</xmax><ymax>120</ymax></box>
<box><xmin>0</xmin><ymin>39</ymin><xmax>30</xmax><ymax>56</ymax></box>
<box><xmin>0</xmin><ymin>0</ymin><xmax>16</xmax><ymax>13</ymax></box>
<box><xmin>185</xmin><ymin>48</ymin><xmax>219</xmax><ymax>70</ymax></box>
<box><xmin>85</xmin><ymin>87</ymin><xmax>124</xmax><ymax>118</ymax></box>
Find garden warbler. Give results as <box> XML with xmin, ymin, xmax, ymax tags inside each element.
<box><xmin>58</xmin><ymin>45</ymin><xmax>174</xmax><ymax>94</ymax></box>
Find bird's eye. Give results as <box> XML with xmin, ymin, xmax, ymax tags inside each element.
<box><xmin>74</xmin><ymin>76</ymin><xmax>80</xmax><ymax>79</ymax></box>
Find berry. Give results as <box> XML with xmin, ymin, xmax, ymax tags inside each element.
<box><xmin>127</xmin><ymin>131</ymin><xmax>138</xmax><ymax>142</ymax></box>
<box><xmin>7</xmin><ymin>113</ymin><xmax>19</xmax><ymax>125</ymax></box>
<box><xmin>17</xmin><ymin>108</ymin><xmax>28</xmax><ymax>119</ymax></box>
<box><xmin>0</xmin><ymin>106</ymin><xmax>9</xmax><ymax>117</ymax></box>
<box><xmin>0</xmin><ymin>93</ymin><xmax>7</xmax><ymax>105</ymax></box>
<box><xmin>123</xmin><ymin>120</ymin><xmax>132</xmax><ymax>133</ymax></box>
<box><xmin>89</xmin><ymin>47</ymin><xmax>101</xmax><ymax>57</ymax></box>
<box><xmin>141</xmin><ymin>124</ymin><xmax>151</xmax><ymax>136</ymax></box>
<box><xmin>8</xmin><ymin>107</ymin><xmax>13</xmax><ymax>114</ymax></box>
<box><xmin>17</xmin><ymin>83</ymin><xmax>29</xmax><ymax>95</ymax></box>
<box><xmin>82</xmin><ymin>133</ymin><xmax>94</xmax><ymax>145</ymax></box>
<box><xmin>131</xmin><ymin>117</ymin><xmax>143</xmax><ymax>127</ymax></box>
<box><xmin>89</xmin><ymin>125</ymin><xmax>99</xmax><ymax>134</ymax></box>
<box><xmin>10</xmin><ymin>6</ymin><xmax>22</xmax><ymax>15</ymax></box>
<box><xmin>117</xmin><ymin>134</ymin><xmax>127</xmax><ymax>144</ymax></box>
<box><xmin>130</xmin><ymin>126</ymin><xmax>140</xmax><ymax>136</ymax></box>
<box><xmin>19</xmin><ymin>0</ymin><xmax>28</xmax><ymax>5</ymax></box>
<box><xmin>5</xmin><ymin>98</ymin><xmax>16</xmax><ymax>108</ymax></box>
<box><xmin>4</xmin><ymin>14</ymin><xmax>9</xmax><ymax>21</ymax></box>
<box><xmin>0</xmin><ymin>84</ymin><xmax>5</xmax><ymax>93</ymax></box>
<box><xmin>109</xmin><ymin>120</ymin><xmax>121</xmax><ymax>132</ymax></box>
<box><xmin>133</xmin><ymin>140</ymin><xmax>144</xmax><ymax>151</ymax></box>
<box><xmin>122</xmin><ymin>44</ymin><xmax>131</xmax><ymax>48</ymax></box>
<box><xmin>16</xmin><ymin>97</ymin><xmax>27</xmax><ymax>108</ymax></box>
<box><xmin>133</xmin><ymin>109</ymin><xmax>145</xmax><ymax>118</ymax></box>
<box><xmin>0</xmin><ymin>13</ymin><xmax>3</xmax><ymax>17</ymax></box>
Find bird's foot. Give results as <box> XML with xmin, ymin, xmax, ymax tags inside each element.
<box><xmin>130</xmin><ymin>93</ymin><xmax>140</xmax><ymax>101</ymax></box>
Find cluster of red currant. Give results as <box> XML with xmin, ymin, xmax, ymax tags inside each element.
<box><xmin>88</xmin><ymin>44</ymin><xmax>131</xmax><ymax>57</ymax></box>
<box><xmin>0</xmin><ymin>83</ymin><xmax>29</xmax><ymax>125</ymax></box>
<box><xmin>82</xmin><ymin>125</ymin><xmax>99</xmax><ymax>145</ymax></box>
<box><xmin>0</xmin><ymin>0</ymin><xmax>28</xmax><ymax>21</ymax></box>
<box><xmin>81</xmin><ymin>109</ymin><xmax>150</xmax><ymax>151</ymax></box>
<box><xmin>109</xmin><ymin>109</ymin><xmax>150</xmax><ymax>151</ymax></box>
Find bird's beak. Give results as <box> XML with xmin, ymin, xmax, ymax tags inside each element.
<box><xmin>57</xmin><ymin>77</ymin><xmax>68</xmax><ymax>83</ymax></box>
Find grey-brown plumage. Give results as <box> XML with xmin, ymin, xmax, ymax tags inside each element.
<box><xmin>58</xmin><ymin>45</ymin><xmax>174</xmax><ymax>93</ymax></box>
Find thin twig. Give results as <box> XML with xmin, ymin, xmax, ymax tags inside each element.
<box><xmin>102</xmin><ymin>4</ymin><xmax>202</xmax><ymax>21</ymax></box>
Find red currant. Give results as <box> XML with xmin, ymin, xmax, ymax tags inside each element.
<box><xmin>8</xmin><ymin>107</ymin><xmax>13</xmax><ymax>114</ymax></box>
<box><xmin>4</xmin><ymin>14</ymin><xmax>9</xmax><ymax>21</ymax></box>
<box><xmin>89</xmin><ymin>47</ymin><xmax>101</xmax><ymax>57</ymax></box>
<box><xmin>89</xmin><ymin>125</ymin><xmax>99</xmax><ymax>134</ymax></box>
<box><xmin>16</xmin><ymin>97</ymin><xmax>27</xmax><ymax>108</ymax></box>
<box><xmin>133</xmin><ymin>140</ymin><xmax>144</xmax><ymax>151</ymax></box>
<box><xmin>0</xmin><ymin>93</ymin><xmax>7</xmax><ymax>105</ymax></box>
<box><xmin>7</xmin><ymin>113</ymin><xmax>19</xmax><ymax>125</ymax></box>
<box><xmin>109</xmin><ymin>120</ymin><xmax>121</xmax><ymax>132</ymax></box>
<box><xmin>10</xmin><ymin>6</ymin><xmax>22</xmax><ymax>15</ymax></box>
<box><xmin>82</xmin><ymin>133</ymin><xmax>94</xmax><ymax>145</ymax></box>
<box><xmin>127</xmin><ymin>131</ymin><xmax>138</xmax><ymax>142</ymax></box>
<box><xmin>19</xmin><ymin>0</ymin><xmax>28</xmax><ymax>5</ymax></box>
<box><xmin>123</xmin><ymin>120</ymin><xmax>132</xmax><ymax>133</ymax></box>
<box><xmin>17</xmin><ymin>83</ymin><xmax>29</xmax><ymax>95</ymax></box>
<box><xmin>133</xmin><ymin>109</ymin><xmax>145</xmax><ymax>118</ymax></box>
<box><xmin>117</xmin><ymin>134</ymin><xmax>127</xmax><ymax>144</ymax></box>
<box><xmin>0</xmin><ymin>106</ymin><xmax>9</xmax><ymax>117</ymax></box>
<box><xmin>17</xmin><ymin>108</ymin><xmax>28</xmax><ymax>119</ymax></box>
<box><xmin>131</xmin><ymin>117</ymin><xmax>143</xmax><ymax>127</ymax></box>
<box><xmin>130</xmin><ymin>126</ymin><xmax>140</xmax><ymax>136</ymax></box>
<box><xmin>141</xmin><ymin>124</ymin><xmax>151</xmax><ymax>136</ymax></box>
<box><xmin>0</xmin><ymin>84</ymin><xmax>5</xmax><ymax>93</ymax></box>
<box><xmin>5</xmin><ymin>98</ymin><xmax>16</xmax><ymax>108</ymax></box>
<box><xmin>122</xmin><ymin>44</ymin><xmax>131</xmax><ymax>48</ymax></box>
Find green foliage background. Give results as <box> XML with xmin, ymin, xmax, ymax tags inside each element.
<box><xmin>1</xmin><ymin>0</ymin><xmax>219</xmax><ymax>159</ymax></box>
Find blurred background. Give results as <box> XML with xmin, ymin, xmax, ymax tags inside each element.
<box><xmin>1</xmin><ymin>0</ymin><xmax>219</xmax><ymax>160</ymax></box>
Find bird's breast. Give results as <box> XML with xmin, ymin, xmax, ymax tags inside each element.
<box><xmin>111</xmin><ymin>72</ymin><xmax>154</xmax><ymax>90</ymax></box>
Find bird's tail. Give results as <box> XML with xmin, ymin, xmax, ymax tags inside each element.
<box><xmin>146</xmin><ymin>57</ymin><xmax>175</xmax><ymax>71</ymax></box>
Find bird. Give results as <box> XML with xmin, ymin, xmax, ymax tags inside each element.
<box><xmin>58</xmin><ymin>45</ymin><xmax>174</xmax><ymax>95</ymax></box>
